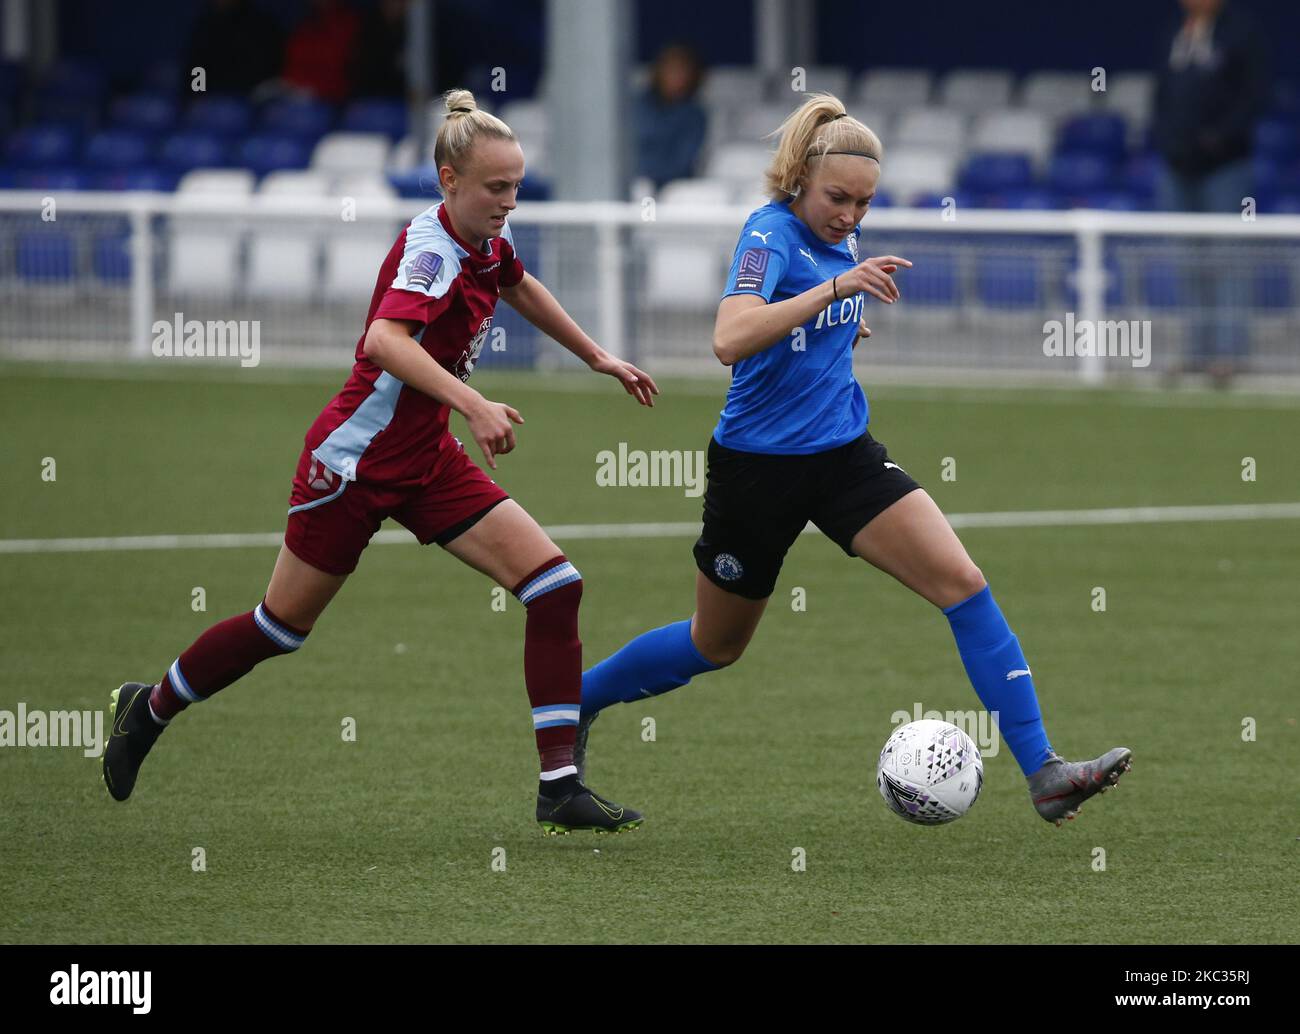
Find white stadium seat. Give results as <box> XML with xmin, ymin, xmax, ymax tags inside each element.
<box><xmin>854</xmin><ymin>68</ymin><xmax>933</xmax><ymax>112</ymax></box>
<box><xmin>1018</xmin><ymin>71</ymin><xmax>1098</xmax><ymax>120</ymax></box>
<box><xmin>704</xmin><ymin>142</ymin><xmax>774</xmax><ymax>196</ymax></box>
<box><xmin>322</xmin><ymin>228</ymin><xmax>396</xmax><ymax>299</ymax></box>
<box><xmin>310</xmin><ymin>132</ymin><xmax>390</xmax><ymax>177</ymax></box>
<box><xmin>878</xmin><ymin>147</ymin><xmax>957</xmax><ymax>201</ymax></box>
<box><xmin>245</xmin><ymin>175</ymin><xmax>332</xmax><ymax>300</ymax></box>
<box><xmin>732</xmin><ymin>101</ymin><xmax>801</xmax><ymax>147</ymax></box>
<box><xmin>1103</xmin><ymin>72</ymin><xmax>1156</xmax><ymax>145</ymax></box>
<box><xmin>167</xmin><ymin>169</ymin><xmax>255</xmax><ymax>295</ymax></box>
<box><xmin>938</xmin><ymin>69</ymin><xmax>1015</xmax><ymax>113</ymax></box>
<box><xmin>257</xmin><ymin>170</ymin><xmax>329</xmax><ymax>196</ymax></box>
<box><xmin>657</xmin><ymin>179</ymin><xmax>734</xmax><ymax>206</ymax></box>
<box><xmin>499</xmin><ymin>99</ymin><xmax>548</xmax><ymax>139</ymax></box>
<box><xmin>791</xmin><ymin>65</ymin><xmax>850</xmax><ymax>99</ymax></box>
<box><xmin>700</xmin><ymin>65</ymin><xmax>768</xmax><ymax>108</ymax></box>
<box><xmin>334</xmin><ymin>172</ymin><xmax>396</xmax><ymax>199</ymax></box>
<box><xmin>970</xmin><ymin>109</ymin><xmax>1054</xmax><ymax>170</ymax></box>
<box><xmin>177</xmin><ymin>169</ymin><xmax>255</xmax><ymax>196</ymax></box>
<box><xmin>893</xmin><ymin>107</ymin><xmax>970</xmax><ymax>159</ymax></box>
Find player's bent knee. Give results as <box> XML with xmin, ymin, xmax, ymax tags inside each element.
<box><xmin>515</xmin><ymin>555</ymin><xmax>582</xmax><ymax>609</ymax></box>
<box><xmin>694</xmin><ymin>637</ymin><xmax>748</xmax><ymax>667</ymax></box>
<box><xmin>941</xmin><ymin>563</ymin><xmax>987</xmax><ymax>608</ymax></box>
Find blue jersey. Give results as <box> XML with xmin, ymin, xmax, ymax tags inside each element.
<box><xmin>713</xmin><ymin>198</ymin><xmax>869</xmax><ymax>455</ymax></box>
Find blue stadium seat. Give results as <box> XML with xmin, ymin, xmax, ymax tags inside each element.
<box><xmin>908</xmin><ymin>189</ymin><xmax>975</xmax><ymax>210</ymax></box>
<box><xmin>239</xmin><ymin>133</ymin><xmax>312</xmax><ymax>176</ymax></box>
<box><xmin>17</xmin><ymin>229</ymin><xmax>77</xmax><ymax>281</ymax></box>
<box><xmin>342</xmin><ymin>99</ymin><xmax>408</xmax><ymax>140</ymax></box>
<box><xmin>1048</xmin><ymin>152</ymin><xmax>1114</xmax><ymax>195</ymax></box>
<box><xmin>1141</xmin><ymin>260</ymin><xmax>1187</xmax><ymax>308</ymax></box>
<box><xmin>84</xmin><ymin>129</ymin><xmax>155</xmax><ymax>170</ymax></box>
<box><xmin>158</xmin><ymin>131</ymin><xmax>230</xmax><ymax>172</ymax></box>
<box><xmin>1262</xmin><ymin>193</ymin><xmax>1300</xmax><ymax>214</ymax></box>
<box><xmin>1253</xmin><ymin>260</ymin><xmax>1294</xmax><ymax>309</ymax></box>
<box><xmin>1252</xmin><ymin>156</ymin><xmax>1282</xmax><ymax>196</ymax></box>
<box><xmin>1057</xmin><ymin>113</ymin><xmax>1127</xmax><ymax>162</ymax></box>
<box><xmin>5</xmin><ymin>124</ymin><xmax>80</xmax><ymax>167</ymax></box>
<box><xmin>517</xmin><ymin>173</ymin><xmax>551</xmax><ymax>200</ymax></box>
<box><xmin>897</xmin><ymin>253</ymin><xmax>960</xmax><ymax>306</ymax></box>
<box><xmin>93</xmin><ymin>229</ymin><xmax>133</xmax><ymax>281</ymax></box>
<box><xmin>33</xmin><ymin>60</ymin><xmax>104</xmax><ymax>125</ymax></box>
<box><xmin>91</xmin><ymin>167</ymin><xmax>181</xmax><ymax>191</ymax></box>
<box><xmin>184</xmin><ymin>95</ymin><xmax>254</xmax><ymax>137</ymax></box>
<box><xmin>109</xmin><ymin>93</ymin><xmax>179</xmax><ymax>134</ymax></box>
<box><xmin>0</xmin><ymin>168</ymin><xmax>15</xmax><ymax>188</ymax></box>
<box><xmin>1254</xmin><ymin>117</ymin><xmax>1299</xmax><ymax>162</ymax></box>
<box><xmin>959</xmin><ymin>153</ymin><xmax>1035</xmax><ymax>194</ymax></box>
<box><xmin>990</xmin><ymin>187</ymin><xmax>1064</xmax><ymax>210</ymax></box>
<box><xmin>1121</xmin><ymin>151</ymin><xmax>1163</xmax><ymax>205</ymax></box>
<box><xmin>13</xmin><ymin>168</ymin><xmax>90</xmax><ymax>190</ymax></box>
<box><xmin>260</xmin><ymin>97</ymin><xmax>335</xmax><ymax>140</ymax></box>
<box><xmin>388</xmin><ymin>166</ymin><xmax>441</xmax><ymax>198</ymax></box>
<box><xmin>1078</xmin><ymin>189</ymin><xmax>1143</xmax><ymax>211</ymax></box>
<box><xmin>976</xmin><ymin>252</ymin><xmax>1042</xmax><ymax>308</ymax></box>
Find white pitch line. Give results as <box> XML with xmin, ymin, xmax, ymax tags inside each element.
<box><xmin>1</xmin><ymin>502</ymin><xmax>1299</xmax><ymax>555</ymax></box>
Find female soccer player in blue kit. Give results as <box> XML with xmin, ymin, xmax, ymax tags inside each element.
<box><xmin>578</xmin><ymin>94</ymin><xmax>1132</xmax><ymax>826</ymax></box>
<box><xmin>103</xmin><ymin>91</ymin><xmax>657</xmax><ymax>835</ymax></box>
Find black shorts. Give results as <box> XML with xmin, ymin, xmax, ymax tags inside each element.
<box><xmin>692</xmin><ymin>431</ymin><xmax>922</xmax><ymax>600</ymax></box>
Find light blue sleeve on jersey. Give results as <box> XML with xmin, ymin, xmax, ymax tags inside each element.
<box><xmin>722</xmin><ymin>225</ymin><xmax>789</xmax><ymax>302</ymax></box>
<box><xmin>391</xmin><ymin>211</ymin><xmax>463</xmax><ymax>300</ymax></box>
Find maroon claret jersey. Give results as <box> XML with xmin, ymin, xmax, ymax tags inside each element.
<box><xmin>302</xmin><ymin>201</ymin><xmax>525</xmax><ymax>486</ymax></box>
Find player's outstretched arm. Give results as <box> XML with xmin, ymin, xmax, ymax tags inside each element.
<box><xmin>500</xmin><ymin>271</ymin><xmax>659</xmax><ymax>407</ymax></box>
<box><xmin>713</xmin><ymin>255</ymin><xmax>908</xmax><ymax>366</ymax></box>
<box><xmin>363</xmin><ymin>318</ymin><xmax>523</xmax><ymax>470</ymax></box>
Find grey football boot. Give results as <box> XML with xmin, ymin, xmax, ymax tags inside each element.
<box><xmin>1028</xmin><ymin>747</ymin><xmax>1132</xmax><ymax>826</ymax></box>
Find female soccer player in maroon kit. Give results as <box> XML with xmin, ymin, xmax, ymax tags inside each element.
<box><xmin>104</xmin><ymin>90</ymin><xmax>657</xmax><ymax>835</ymax></box>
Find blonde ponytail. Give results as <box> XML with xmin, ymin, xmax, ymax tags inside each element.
<box><xmin>762</xmin><ymin>92</ymin><xmax>882</xmax><ymax>200</ymax></box>
<box><xmin>434</xmin><ymin>89</ymin><xmax>516</xmax><ymax>171</ymax></box>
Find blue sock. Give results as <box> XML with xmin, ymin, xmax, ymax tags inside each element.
<box><xmin>582</xmin><ymin>619</ymin><xmax>720</xmax><ymax>716</ymax></box>
<box><xmin>944</xmin><ymin>586</ymin><xmax>1054</xmax><ymax>777</ymax></box>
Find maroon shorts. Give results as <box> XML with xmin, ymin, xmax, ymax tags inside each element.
<box><xmin>284</xmin><ymin>438</ymin><xmax>509</xmax><ymax>576</ymax></box>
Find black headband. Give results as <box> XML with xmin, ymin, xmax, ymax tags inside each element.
<box><xmin>816</xmin><ymin>150</ymin><xmax>880</xmax><ymax>162</ymax></box>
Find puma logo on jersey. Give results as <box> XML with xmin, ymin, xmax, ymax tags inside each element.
<box><xmin>798</xmin><ymin>247</ymin><xmax>817</xmax><ymax>266</ymax></box>
<box><xmin>749</xmin><ymin>229</ymin><xmax>773</xmax><ymax>243</ymax></box>
<box><xmin>1006</xmin><ymin>668</ymin><xmax>1032</xmax><ymax>680</ymax></box>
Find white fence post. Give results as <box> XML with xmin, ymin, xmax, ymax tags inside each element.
<box><xmin>1075</xmin><ymin>213</ymin><xmax>1105</xmax><ymax>386</ymax></box>
<box><xmin>128</xmin><ymin>198</ymin><xmax>154</xmax><ymax>360</ymax></box>
<box><xmin>596</xmin><ymin>219</ymin><xmax>625</xmax><ymax>359</ymax></box>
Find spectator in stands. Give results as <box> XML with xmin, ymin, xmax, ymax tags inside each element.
<box><xmin>352</xmin><ymin>0</ymin><xmax>410</xmax><ymax>99</ymax></box>
<box><xmin>634</xmin><ymin>43</ymin><xmax>708</xmax><ymax>190</ymax></box>
<box><xmin>282</xmin><ymin>0</ymin><xmax>361</xmax><ymax>103</ymax></box>
<box><xmin>1152</xmin><ymin>0</ymin><xmax>1270</xmax><ymax>385</ymax></box>
<box><xmin>184</xmin><ymin>0</ymin><xmax>284</xmax><ymax>96</ymax></box>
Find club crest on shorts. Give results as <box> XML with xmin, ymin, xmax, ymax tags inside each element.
<box><xmin>307</xmin><ymin>457</ymin><xmax>334</xmax><ymax>492</ymax></box>
<box><xmin>713</xmin><ymin>553</ymin><xmax>744</xmax><ymax>582</ymax></box>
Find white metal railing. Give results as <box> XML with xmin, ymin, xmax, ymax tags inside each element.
<box><xmin>2</xmin><ymin>190</ymin><xmax>1298</xmax><ymax>381</ymax></box>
